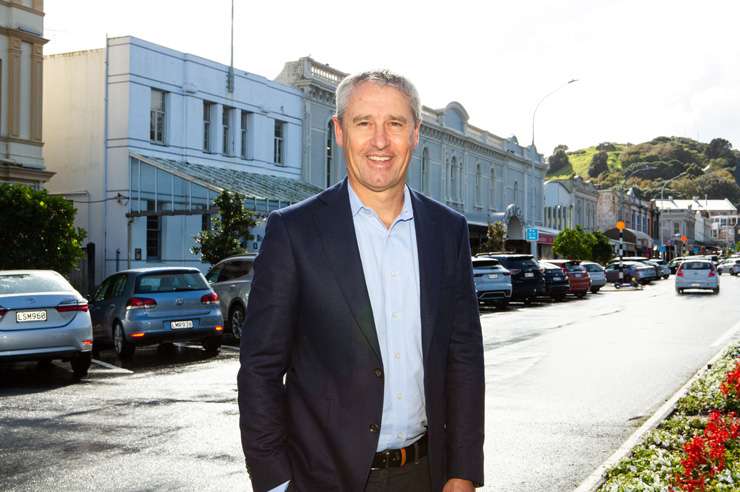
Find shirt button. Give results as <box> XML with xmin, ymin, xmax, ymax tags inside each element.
<box><xmin>394</xmin><ymin>352</ymin><xmax>400</xmax><ymax>360</ymax></box>
<box><xmin>374</xmin><ymin>368</ymin><xmax>383</xmax><ymax>378</ymax></box>
<box><xmin>370</xmin><ymin>423</ymin><xmax>380</xmax><ymax>433</ymax></box>
<box><xmin>391</xmin><ymin>271</ymin><xmax>399</xmax><ymax>278</ymax></box>
<box><xmin>397</xmin><ymin>432</ymin><xmax>404</xmax><ymax>439</ymax></box>
<box><xmin>396</xmin><ymin>393</ymin><xmax>403</xmax><ymax>400</ymax></box>
<box><xmin>392</xmin><ymin>312</ymin><xmax>400</xmax><ymax>320</ymax></box>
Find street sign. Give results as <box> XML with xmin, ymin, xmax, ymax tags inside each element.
<box><xmin>659</xmin><ymin>245</ymin><xmax>666</xmax><ymax>253</ymax></box>
<box><xmin>692</xmin><ymin>246</ymin><xmax>700</xmax><ymax>254</ymax></box>
<box><xmin>526</xmin><ymin>227</ymin><xmax>539</xmax><ymax>242</ymax></box>
<box><xmin>681</xmin><ymin>235</ymin><xmax>688</xmax><ymax>243</ymax></box>
<box><xmin>616</xmin><ymin>220</ymin><xmax>625</xmax><ymax>231</ymax></box>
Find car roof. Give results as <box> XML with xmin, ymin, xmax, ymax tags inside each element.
<box><xmin>0</xmin><ymin>269</ymin><xmax>64</xmax><ymax>275</ymax></box>
<box><xmin>117</xmin><ymin>267</ymin><xmax>203</xmax><ymax>275</ymax></box>
<box><xmin>477</xmin><ymin>253</ymin><xmax>534</xmax><ymax>259</ymax></box>
<box><xmin>547</xmin><ymin>259</ymin><xmax>580</xmax><ymax>265</ymax></box>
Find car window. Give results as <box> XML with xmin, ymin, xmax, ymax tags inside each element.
<box><xmin>108</xmin><ymin>275</ymin><xmax>128</xmax><ymax>299</ymax></box>
<box><xmin>218</xmin><ymin>260</ymin><xmax>252</xmax><ymax>282</ymax></box>
<box><xmin>682</xmin><ymin>262</ymin><xmax>711</xmax><ymax>270</ymax></box>
<box><xmin>0</xmin><ymin>271</ymin><xmax>73</xmax><ymax>294</ymax></box>
<box><xmin>135</xmin><ymin>271</ymin><xmax>209</xmax><ymax>293</ymax></box>
<box><xmin>472</xmin><ymin>260</ymin><xmax>501</xmax><ymax>269</ymax></box>
<box><xmin>206</xmin><ymin>264</ymin><xmax>223</xmax><ymax>283</ymax></box>
<box><xmin>93</xmin><ymin>278</ymin><xmax>113</xmax><ymax>302</ymax></box>
<box><xmin>567</xmin><ymin>264</ymin><xmax>585</xmax><ymax>272</ymax></box>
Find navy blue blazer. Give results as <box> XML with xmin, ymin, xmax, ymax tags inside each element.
<box><xmin>238</xmin><ymin>179</ymin><xmax>484</xmax><ymax>491</ymax></box>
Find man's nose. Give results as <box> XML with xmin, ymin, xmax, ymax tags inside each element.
<box><xmin>370</xmin><ymin>125</ymin><xmax>388</xmax><ymax>149</ymax></box>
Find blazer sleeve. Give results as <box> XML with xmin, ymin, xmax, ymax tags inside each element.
<box><xmin>238</xmin><ymin>211</ymin><xmax>298</xmax><ymax>492</ymax></box>
<box><xmin>445</xmin><ymin>217</ymin><xmax>485</xmax><ymax>486</ymax></box>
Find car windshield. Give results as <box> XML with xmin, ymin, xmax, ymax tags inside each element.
<box><xmin>583</xmin><ymin>264</ymin><xmax>602</xmax><ymax>272</ymax></box>
<box><xmin>472</xmin><ymin>260</ymin><xmax>501</xmax><ymax>270</ymax></box>
<box><xmin>0</xmin><ymin>272</ymin><xmax>73</xmax><ymax>294</ymax></box>
<box><xmin>682</xmin><ymin>262</ymin><xmax>711</xmax><ymax>270</ymax></box>
<box><xmin>135</xmin><ymin>271</ymin><xmax>209</xmax><ymax>293</ymax></box>
<box><xmin>566</xmin><ymin>264</ymin><xmax>585</xmax><ymax>272</ymax></box>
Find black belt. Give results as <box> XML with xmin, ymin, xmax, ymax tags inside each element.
<box><xmin>371</xmin><ymin>434</ymin><xmax>428</xmax><ymax>470</ymax></box>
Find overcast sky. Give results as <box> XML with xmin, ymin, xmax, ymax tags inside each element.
<box><xmin>44</xmin><ymin>0</ymin><xmax>740</xmax><ymax>157</ymax></box>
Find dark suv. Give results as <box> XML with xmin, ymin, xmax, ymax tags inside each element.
<box><xmin>475</xmin><ymin>253</ymin><xmax>545</xmax><ymax>304</ymax></box>
<box><xmin>206</xmin><ymin>255</ymin><xmax>255</xmax><ymax>340</ymax></box>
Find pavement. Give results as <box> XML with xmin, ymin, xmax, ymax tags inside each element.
<box><xmin>1</xmin><ymin>275</ymin><xmax>739</xmax><ymax>491</ymax></box>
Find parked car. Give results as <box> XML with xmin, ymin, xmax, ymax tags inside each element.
<box><xmin>675</xmin><ymin>260</ymin><xmax>719</xmax><ymax>294</ymax></box>
<box><xmin>0</xmin><ymin>270</ymin><xmax>92</xmax><ymax>378</ymax></box>
<box><xmin>538</xmin><ymin>261</ymin><xmax>570</xmax><ymax>301</ymax></box>
<box><xmin>547</xmin><ymin>260</ymin><xmax>591</xmax><ymax>298</ymax></box>
<box><xmin>604</xmin><ymin>261</ymin><xmax>655</xmax><ymax>284</ymax></box>
<box><xmin>471</xmin><ymin>258</ymin><xmax>512</xmax><ymax>308</ymax></box>
<box><xmin>89</xmin><ymin>268</ymin><xmax>224</xmax><ymax>359</ymax></box>
<box><xmin>646</xmin><ymin>259</ymin><xmax>671</xmax><ymax>280</ymax></box>
<box><xmin>668</xmin><ymin>257</ymin><xmax>686</xmax><ymax>274</ymax></box>
<box><xmin>580</xmin><ymin>262</ymin><xmax>607</xmax><ymax>293</ymax></box>
<box><xmin>475</xmin><ymin>254</ymin><xmax>545</xmax><ymax>304</ymax></box>
<box><xmin>206</xmin><ymin>255</ymin><xmax>255</xmax><ymax>339</ymax></box>
<box><xmin>608</xmin><ymin>259</ymin><xmax>657</xmax><ymax>283</ymax></box>
<box><xmin>717</xmin><ymin>259</ymin><xmax>740</xmax><ymax>276</ymax></box>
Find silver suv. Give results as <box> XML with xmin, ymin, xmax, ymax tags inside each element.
<box><xmin>206</xmin><ymin>255</ymin><xmax>255</xmax><ymax>340</ymax></box>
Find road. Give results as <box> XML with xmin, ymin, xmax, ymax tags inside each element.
<box><xmin>1</xmin><ymin>275</ymin><xmax>739</xmax><ymax>491</ymax></box>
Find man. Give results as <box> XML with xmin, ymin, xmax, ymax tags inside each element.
<box><xmin>238</xmin><ymin>70</ymin><xmax>484</xmax><ymax>492</ymax></box>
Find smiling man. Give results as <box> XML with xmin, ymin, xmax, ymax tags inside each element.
<box><xmin>238</xmin><ymin>70</ymin><xmax>485</xmax><ymax>492</ymax></box>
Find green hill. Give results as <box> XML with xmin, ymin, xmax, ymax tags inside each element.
<box><xmin>548</xmin><ymin>144</ymin><xmax>626</xmax><ymax>180</ymax></box>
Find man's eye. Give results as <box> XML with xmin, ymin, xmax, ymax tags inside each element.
<box><xmin>389</xmin><ymin>121</ymin><xmax>403</xmax><ymax>127</ymax></box>
<box><xmin>356</xmin><ymin>121</ymin><xmax>369</xmax><ymax>127</ymax></box>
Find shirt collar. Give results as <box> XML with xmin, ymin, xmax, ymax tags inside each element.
<box><xmin>347</xmin><ymin>181</ymin><xmax>414</xmax><ymax>222</ymax></box>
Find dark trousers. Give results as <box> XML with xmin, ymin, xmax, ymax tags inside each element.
<box><xmin>364</xmin><ymin>455</ymin><xmax>432</xmax><ymax>492</ymax></box>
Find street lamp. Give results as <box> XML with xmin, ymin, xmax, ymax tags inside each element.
<box><xmin>615</xmin><ymin>164</ymin><xmax>657</xmax><ymax>280</ymax></box>
<box><xmin>531</xmin><ymin>79</ymin><xmax>579</xmax><ymax>148</ymax></box>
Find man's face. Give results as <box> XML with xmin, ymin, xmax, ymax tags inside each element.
<box><xmin>333</xmin><ymin>82</ymin><xmax>420</xmax><ymax>197</ymax></box>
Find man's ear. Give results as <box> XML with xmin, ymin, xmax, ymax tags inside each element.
<box><xmin>332</xmin><ymin>115</ymin><xmax>344</xmax><ymax>148</ymax></box>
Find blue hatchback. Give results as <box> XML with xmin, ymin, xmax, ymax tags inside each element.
<box><xmin>89</xmin><ymin>268</ymin><xmax>224</xmax><ymax>359</ymax></box>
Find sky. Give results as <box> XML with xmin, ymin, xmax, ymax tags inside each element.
<box><xmin>43</xmin><ymin>0</ymin><xmax>740</xmax><ymax>157</ymax></box>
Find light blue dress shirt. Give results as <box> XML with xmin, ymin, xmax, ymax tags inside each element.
<box><xmin>269</xmin><ymin>184</ymin><xmax>427</xmax><ymax>492</ymax></box>
<box><xmin>348</xmin><ymin>182</ymin><xmax>427</xmax><ymax>452</ymax></box>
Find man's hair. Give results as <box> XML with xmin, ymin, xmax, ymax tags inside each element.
<box><xmin>335</xmin><ymin>70</ymin><xmax>421</xmax><ymax>126</ymax></box>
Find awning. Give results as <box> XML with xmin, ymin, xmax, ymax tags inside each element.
<box><xmin>131</xmin><ymin>153</ymin><xmax>323</xmax><ymax>206</ymax></box>
<box><xmin>604</xmin><ymin>227</ymin><xmax>653</xmax><ymax>247</ymax></box>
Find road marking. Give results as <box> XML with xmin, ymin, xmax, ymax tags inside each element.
<box><xmin>92</xmin><ymin>359</ymin><xmax>134</xmax><ymax>374</ymax></box>
<box><xmin>711</xmin><ymin>319</ymin><xmax>740</xmax><ymax>347</ymax></box>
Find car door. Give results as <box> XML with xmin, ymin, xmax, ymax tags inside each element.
<box><xmin>104</xmin><ymin>274</ymin><xmax>129</xmax><ymax>340</ymax></box>
<box><xmin>217</xmin><ymin>260</ymin><xmax>248</xmax><ymax>312</ymax></box>
<box><xmin>90</xmin><ymin>277</ymin><xmax>114</xmax><ymax>341</ymax></box>
<box><xmin>206</xmin><ymin>263</ymin><xmax>226</xmax><ymax>316</ymax></box>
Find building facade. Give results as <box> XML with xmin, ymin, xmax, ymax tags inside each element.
<box><xmin>277</xmin><ymin>57</ymin><xmax>548</xmax><ymax>252</ymax></box>
<box><xmin>654</xmin><ymin>198</ymin><xmax>737</xmax><ymax>253</ymax></box>
<box><xmin>44</xmin><ymin>36</ymin><xmax>318</xmax><ymax>283</ymax></box>
<box><xmin>597</xmin><ymin>188</ymin><xmax>658</xmax><ymax>256</ymax></box>
<box><xmin>543</xmin><ymin>176</ymin><xmax>598</xmax><ymax>232</ymax></box>
<box><xmin>0</xmin><ymin>0</ymin><xmax>52</xmax><ymax>187</ymax></box>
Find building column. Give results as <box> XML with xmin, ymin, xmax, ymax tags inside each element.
<box><xmin>31</xmin><ymin>43</ymin><xmax>43</xmax><ymax>142</ymax></box>
<box><xmin>7</xmin><ymin>36</ymin><xmax>22</xmax><ymax>138</ymax></box>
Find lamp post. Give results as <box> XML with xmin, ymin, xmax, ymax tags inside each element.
<box><xmin>616</xmin><ymin>164</ymin><xmax>656</xmax><ymax>279</ymax></box>
<box><xmin>531</xmin><ymin>79</ymin><xmax>578</xmax><ymax>148</ymax></box>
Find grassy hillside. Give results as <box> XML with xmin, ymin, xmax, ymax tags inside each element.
<box><xmin>547</xmin><ymin>144</ymin><xmax>626</xmax><ymax>180</ymax></box>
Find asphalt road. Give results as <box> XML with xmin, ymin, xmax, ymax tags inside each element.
<box><xmin>1</xmin><ymin>275</ymin><xmax>739</xmax><ymax>491</ymax></box>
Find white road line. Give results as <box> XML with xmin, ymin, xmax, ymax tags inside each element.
<box><xmin>711</xmin><ymin>319</ymin><xmax>740</xmax><ymax>347</ymax></box>
<box><xmin>91</xmin><ymin>358</ymin><xmax>134</xmax><ymax>373</ymax></box>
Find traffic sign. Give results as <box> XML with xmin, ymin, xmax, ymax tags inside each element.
<box><xmin>681</xmin><ymin>235</ymin><xmax>688</xmax><ymax>243</ymax></box>
<box><xmin>659</xmin><ymin>245</ymin><xmax>666</xmax><ymax>253</ymax></box>
<box><xmin>616</xmin><ymin>220</ymin><xmax>625</xmax><ymax>231</ymax></box>
<box><xmin>526</xmin><ymin>227</ymin><xmax>539</xmax><ymax>242</ymax></box>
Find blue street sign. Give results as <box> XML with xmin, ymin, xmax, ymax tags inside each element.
<box><xmin>692</xmin><ymin>246</ymin><xmax>700</xmax><ymax>254</ymax></box>
<box><xmin>526</xmin><ymin>227</ymin><xmax>539</xmax><ymax>242</ymax></box>
<box><xmin>659</xmin><ymin>245</ymin><xmax>666</xmax><ymax>253</ymax></box>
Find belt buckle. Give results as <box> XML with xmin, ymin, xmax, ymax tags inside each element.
<box><xmin>371</xmin><ymin>450</ymin><xmax>392</xmax><ymax>471</ymax></box>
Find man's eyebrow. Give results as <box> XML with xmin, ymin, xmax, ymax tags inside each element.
<box><xmin>388</xmin><ymin>115</ymin><xmax>408</xmax><ymax>123</ymax></box>
<box><xmin>352</xmin><ymin>115</ymin><xmax>371</xmax><ymax>123</ymax></box>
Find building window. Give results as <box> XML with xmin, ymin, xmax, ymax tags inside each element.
<box><xmin>475</xmin><ymin>163</ymin><xmax>482</xmax><ymax>207</ymax></box>
<box><xmin>240</xmin><ymin>112</ymin><xmax>249</xmax><ymax>159</ymax></box>
<box><xmin>146</xmin><ymin>200</ymin><xmax>161</xmax><ymax>260</ymax></box>
<box><xmin>489</xmin><ymin>168</ymin><xmax>495</xmax><ymax>209</ymax></box>
<box><xmin>674</xmin><ymin>222</ymin><xmax>680</xmax><ymax>234</ymax></box>
<box><xmin>421</xmin><ymin>147</ymin><xmax>430</xmax><ymax>194</ymax></box>
<box><xmin>202</xmin><ymin>213</ymin><xmax>211</xmax><ymax>231</ymax></box>
<box><xmin>450</xmin><ymin>157</ymin><xmax>458</xmax><ymax>201</ymax></box>
<box><xmin>326</xmin><ymin>120</ymin><xmax>334</xmax><ymax>187</ymax></box>
<box><xmin>513</xmin><ymin>181</ymin><xmax>519</xmax><ymax>207</ymax></box>
<box><xmin>222</xmin><ymin>107</ymin><xmax>232</xmax><ymax>155</ymax></box>
<box><xmin>150</xmin><ymin>89</ymin><xmax>166</xmax><ymax>144</ymax></box>
<box><xmin>274</xmin><ymin>121</ymin><xmax>285</xmax><ymax>164</ymax></box>
<box><xmin>203</xmin><ymin>102</ymin><xmax>213</xmax><ymax>152</ymax></box>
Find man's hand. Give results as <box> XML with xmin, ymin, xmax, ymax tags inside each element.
<box><xmin>442</xmin><ymin>478</ymin><xmax>475</xmax><ymax>492</ymax></box>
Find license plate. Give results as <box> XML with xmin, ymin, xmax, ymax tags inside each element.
<box><xmin>554</xmin><ymin>276</ymin><xmax>562</xmax><ymax>280</ymax></box>
<box><xmin>524</xmin><ymin>272</ymin><xmax>534</xmax><ymax>278</ymax></box>
<box><xmin>16</xmin><ymin>310</ymin><xmax>47</xmax><ymax>323</ymax></box>
<box><xmin>487</xmin><ymin>274</ymin><xmax>498</xmax><ymax>279</ymax></box>
<box><xmin>171</xmin><ymin>320</ymin><xmax>193</xmax><ymax>329</ymax></box>
<box><xmin>691</xmin><ymin>283</ymin><xmax>701</xmax><ymax>287</ymax></box>
<box><xmin>573</xmin><ymin>273</ymin><xmax>581</xmax><ymax>278</ymax></box>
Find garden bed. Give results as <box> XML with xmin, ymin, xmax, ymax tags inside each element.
<box><xmin>597</xmin><ymin>343</ymin><xmax>740</xmax><ymax>491</ymax></box>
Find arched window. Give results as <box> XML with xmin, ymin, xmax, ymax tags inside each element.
<box><xmin>475</xmin><ymin>163</ymin><xmax>482</xmax><ymax>206</ymax></box>
<box><xmin>489</xmin><ymin>167</ymin><xmax>495</xmax><ymax>209</ymax></box>
<box><xmin>450</xmin><ymin>157</ymin><xmax>458</xmax><ymax>201</ymax></box>
<box><xmin>325</xmin><ymin>120</ymin><xmax>334</xmax><ymax>188</ymax></box>
<box><xmin>421</xmin><ymin>148</ymin><xmax>430</xmax><ymax>194</ymax></box>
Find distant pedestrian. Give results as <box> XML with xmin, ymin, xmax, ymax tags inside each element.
<box><xmin>238</xmin><ymin>69</ymin><xmax>485</xmax><ymax>492</ymax></box>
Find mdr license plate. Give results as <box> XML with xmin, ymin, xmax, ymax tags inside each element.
<box><xmin>524</xmin><ymin>272</ymin><xmax>534</xmax><ymax>278</ymax></box>
<box><xmin>171</xmin><ymin>320</ymin><xmax>193</xmax><ymax>329</ymax></box>
<box><xmin>16</xmin><ymin>310</ymin><xmax>47</xmax><ymax>323</ymax></box>
<box><xmin>488</xmin><ymin>274</ymin><xmax>498</xmax><ymax>279</ymax></box>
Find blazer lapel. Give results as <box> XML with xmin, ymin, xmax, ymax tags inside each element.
<box><xmin>411</xmin><ymin>190</ymin><xmax>442</xmax><ymax>364</ymax></box>
<box><xmin>313</xmin><ymin>180</ymin><xmax>382</xmax><ymax>364</ymax></box>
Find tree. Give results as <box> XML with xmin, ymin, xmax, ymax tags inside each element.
<box><xmin>548</xmin><ymin>146</ymin><xmax>571</xmax><ymax>174</ymax></box>
<box><xmin>706</xmin><ymin>138</ymin><xmax>733</xmax><ymax>159</ymax></box>
<box><xmin>589</xmin><ymin>231</ymin><xmax>613</xmax><ymax>264</ymax></box>
<box><xmin>553</xmin><ymin>226</ymin><xmax>593</xmax><ymax>260</ymax></box>
<box><xmin>588</xmin><ymin>151</ymin><xmax>609</xmax><ymax>177</ymax></box>
<box><xmin>480</xmin><ymin>221</ymin><xmax>506</xmax><ymax>253</ymax></box>
<box><xmin>0</xmin><ymin>183</ymin><xmax>86</xmax><ymax>274</ymax></box>
<box><xmin>191</xmin><ymin>190</ymin><xmax>256</xmax><ymax>265</ymax></box>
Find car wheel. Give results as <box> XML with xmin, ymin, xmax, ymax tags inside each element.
<box><xmin>590</xmin><ymin>287</ymin><xmax>599</xmax><ymax>294</ymax></box>
<box><xmin>523</xmin><ymin>297</ymin><xmax>533</xmax><ymax>306</ymax></box>
<box><xmin>228</xmin><ymin>304</ymin><xmax>245</xmax><ymax>340</ymax></box>
<box><xmin>732</xmin><ymin>272</ymin><xmax>738</xmax><ymax>277</ymax></box>
<box><xmin>113</xmin><ymin>323</ymin><xmax>135</xmax><ymax>360</ymax></box>
<box><xmin>202</xmin><ymin>335</ymin><xmax>222</xmax><ymax>354</ymax></box>
<box><xmin>576</xmin><ymin>292</ymin><xmax>586</xmax><ymax>299</ymax></box>
<box><xmin>71</xmin><ymin>352</ymin><xmax>92</xmax><ymax>378</ymax></box>
<box><xmin>676</xmin><ymin>288</ymin><xmax>683</xmax><ymax>295</ymax></box>
<box><xmin>713</xmin><ymin>287</ymin><xmax>720</xmax><ymax>295</ymax></box>
<box><xmin>37</xmin><ymin>359</ymin><xmax>53</xmax><ymax>370</ymax></box>
<box><xmin>157</xmin><ymin>342</ymin><xmax>176</xmax><ymax>354</ymax></box>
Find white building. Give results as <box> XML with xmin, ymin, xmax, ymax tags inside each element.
<box><xmin>543</xmin><ymin>176</ymin><xmax>598</xmax><ymax>232</ymax></box>
<box><xmin>277</xmin><ymin>57</ymin><xmax>548</xmax><ymax>252</ymax></box>
<box><xmin>0</xmin><ymin>0</ymin><xmax>52</xmax><ymax>187</ymax></box>
<box><xmin>44</xmin><ymin>36</ymin><xmax>318</xmax><ymax>283</ymax></box>
<box><xmin>654</xmin><ymin>198</ymin><xmax>737</xmax><ymax>250</ymax></box>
